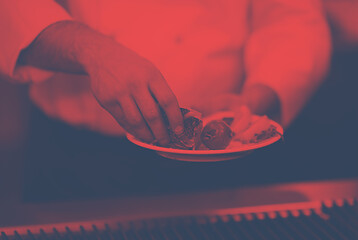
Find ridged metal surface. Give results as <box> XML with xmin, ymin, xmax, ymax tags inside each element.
<box><xmin>1</xmin><ymin>199</ymin><xmax>357</xmax><ymax>240</ymax></box>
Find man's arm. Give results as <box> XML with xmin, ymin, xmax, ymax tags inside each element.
<box><xmin>17</xmin><ymin>21</ymin><xmax>89</xmax><ymax>75</ymax></box>
<box><xmin>244</xmin><ymin>0</ymin><xmax>331</xmax><ymax>127</ymax></box>
<box><xmin>17</xmin><ymin>20</ymin><xmax>184</xmax><ymax>145</ymax></box>
<box><xmin>0</xmin><ymin>1</ymin><xmax>184</xmax><ymax>144</ymax></box>
<box><xmin>193</xmin><ymin>0</ymin><xmax>330</xmax><ymax>127</ymax></box>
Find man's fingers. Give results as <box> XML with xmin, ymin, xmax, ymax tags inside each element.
<box><xmin>133</xmin><ymin>89</ymin><xmax>170</xmax><ymax>146</ymax></box>
<box><xmin>108</xmin><ymin>97</ymin><xmax>154</xmax><ymax>143</ymax></box>
<box><xmin>149</xmin><ymin>79</ymin><xmax>184</xmax><ymax>136</ymax></box>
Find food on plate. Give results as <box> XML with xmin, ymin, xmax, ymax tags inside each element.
<box><xmin>157</xmin><ymin>106</ymin><xmax>281</xmax><ymax>150</ymax></box>
<box><xmin>200</xmin><ymin>120</ymin><xmax>233</xmax><ymax>150</ymax></box>
<box><xmin>235</xmin><ymin>115</ymin><xmax>279</xmax><ymax>144</ymax></box>
<box><xmin>230</xmin><ymin>105</ymin><xmax>252</xmax><ymax>135</ymax></box>
<box><xmin>166</xmin><ymin>108</ymin><xmax>203</xmax><ymax>150</ymax></box>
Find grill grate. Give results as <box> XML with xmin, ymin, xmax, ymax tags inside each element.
<box><xmin>2</xmin><ymin>199</ymin><xmax>357</xmax><ymax>240</ymax></box>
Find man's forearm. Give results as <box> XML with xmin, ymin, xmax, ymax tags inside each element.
<box><xmin>245</xmin><ymin>0</ymin><xmax>331</xmax><ymax>127</ymax></box>
<box><xmin>17</xmin><ymin>20</ymin><xmax>109</xmax><ymax>75</ymax></box>
<box><xmin>17</xmin><ymin>20</ymin><xmax>185</xmax><ymax>143</ymax></box>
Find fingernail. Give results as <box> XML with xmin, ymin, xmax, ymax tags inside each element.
<box><xmin>174</xmin><ymin>126</ymin><xmax>184</xmax><ymax>136</ymax></box>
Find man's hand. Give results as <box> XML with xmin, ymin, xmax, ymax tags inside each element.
<box><xmin>18</xmin><ymin>21</ymin><xmax>184</xmax><ymax>144</ymax></box>
<box><xmin>86</xmin><ymin>42</ymin><xmax>184</xmax><ymax>145</ymax></box>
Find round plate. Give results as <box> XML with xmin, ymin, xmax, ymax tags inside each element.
<box><xmin>126</xmin><ymin>112</ymin><xmax>283</xmax><ymax>162</ymax></box>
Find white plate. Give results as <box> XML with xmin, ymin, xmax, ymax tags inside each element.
<box><xmin>126</xmin><ymin>112</ymin><xmax>283</xmax><ymax>162</ymax></box>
